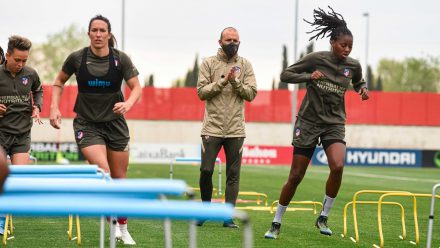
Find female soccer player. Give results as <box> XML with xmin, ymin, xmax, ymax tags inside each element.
<box><xmin>49</xmin><ymin>15</ymin><xmax>142</xmax><ymax>245</ymax></box>
<box><xmin>265</xmin><ymin>7</ymin><xmax>369</xmax><ymax>239</ymax></box>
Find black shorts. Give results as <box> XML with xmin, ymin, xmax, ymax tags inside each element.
<box><xmin>0</xmin><ymin>131</ymin><xmax>31</xmax><ymax>156</ymax></box>
<box><xmin>292</xmin><ymin>117</ymin><xmax>345</xmax><ymax>148</ymax></box>
<box><xmin>73</xmin><ymin>117</ymin><xmax>130</xmax><ymax>151</ymax></box>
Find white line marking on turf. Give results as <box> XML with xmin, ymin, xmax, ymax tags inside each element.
<box><xmin>311</xmin><ymin>170</ymin><xmax>440</xmax><ymax>183</ymax></box>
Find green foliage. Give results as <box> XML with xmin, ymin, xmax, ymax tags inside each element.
<box><xmin>144</xmin><ymin>74</ymin><xmax>154</xmax><ymax>87</ymax></box>
<box><xmin>278</xmin><ymin>45</ymin><xmax>289</xmax><ymax>89</ymax></box>
<box><xmin>27</xmin><ymin>24</ymin><xmax>88</xmax><ymax>84</ymax></box>
<box><xmin>298</xmin><ymin>42</ymin><xmax>314</xmax><ymax>89</ymax></box>
<box><xmin>377</xmin><ymin>56</ymin><xmax>440</xmax><ymax>92</ymax></box>
<box><xmin>173</xmin><ymin>55</ymin><xmax>199</xmax><ymax>88</ymax></box>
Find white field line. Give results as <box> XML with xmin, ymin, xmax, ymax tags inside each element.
<box><xmin>310</xmin><ymin>170</ymin><xmax>440</xmax><ymax>183</ymax></box>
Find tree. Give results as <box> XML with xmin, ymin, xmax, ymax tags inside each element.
<box><xmin>377</xmin><ymin>56</ymin><xmax>440</xmax><ymax>92</ymax></box>
<box><xmin>278</xmin><ymin>45</ymin><xmax>289</xmax><ymax>89</ymax></box>
<box><xmin>298</xmin><ymin>42</ymin><xmax>314</xmax><ymax>89</ymax></box>
<box><xmin>376</xmin><ymin>75</ymin><xmax>383</xmax><ymax>91</ymax></box>
<box><xmin>184</xmin><ymin>55</ymin><xmax>199</xmax><ymax>87</ymax></box>
<box><xmin>172</xmin><ymin>78</ymin><xmax>183</xmax><ymax>88</ymax></box>
<box><xmin>28</xmin><ymin>24</ymin><xmax>89</xmax><ymax>84</ymax></box>
<box><xmin>144</xmin><ymin>74</ymin><xmax>154</xmax><ymax>87</ymax></box>
<box><xmin>366</xmin><ymin>65</ymin><xmax>374</xmax><ymax>89</ymax></box>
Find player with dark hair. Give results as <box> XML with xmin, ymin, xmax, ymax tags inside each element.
<box><xmin>49</xmin><ymin>14</ymin><xmax>142</xmax><ymax>245</ymax></box>
<box><xmin>264</xmin><ymin>6</ymin><xmax>369</xmax><ymax>239</ymax></box>
<box><xmin>0</xmin><ymin>35</ymin><xmax>43</xmax><ymax>235</ymax></box>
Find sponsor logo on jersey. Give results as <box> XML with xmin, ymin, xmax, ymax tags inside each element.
<box><xmin>88</xmin><ymin>79</ymin><xmax>112</xmax><ymax>88</ymax></box>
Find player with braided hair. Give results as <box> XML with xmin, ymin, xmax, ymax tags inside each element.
<box><xmin>264</xmin><ymin>6</ymin><xmax>369</xmax><ymax>239</ymax></box>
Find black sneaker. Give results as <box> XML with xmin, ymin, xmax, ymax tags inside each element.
<box><xmin>223</xmin><ymin>219</ymin><xmax>239</xmax><ymax>228</ymax></box>
<box><xmin>315</xmin><ymin>215</ymin><xmax>332</xmax><ymax>236</ymax></box>
<box><xmin>264</xmin><ymin>222</ymin><xmax>281</xmax><ymax>239</ymax></box>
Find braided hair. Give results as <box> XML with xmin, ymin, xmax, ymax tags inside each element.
<box><xmin>0</xmin><ymin>46</ymin><xmax>4</xmax><ymax>65</ymax></box>
<box><xmin>304</xmin><ymin>6</ymin><xmax>352</xmax><ymax>41</ymax></box>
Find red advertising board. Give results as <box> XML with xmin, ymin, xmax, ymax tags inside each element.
<box><xmin>216</xmin><ymin>145</ymin><xmax>293</xmax><ymax>166</ymax></box>
<box><xmin>39</xmin><ymin>86</ymin><xmax>440</xmax><ymax>126</ymax></box>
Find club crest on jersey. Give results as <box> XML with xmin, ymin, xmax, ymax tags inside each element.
<box><xmin>233</xmin><ymin>66</ymin><xmax>241</xmax><ymax>74</ymax></box>
<box><xmin>21</xmin><ymin>77</ymin><xmax>29</xmax><ymax>85</ymax></box>
<box><xmin>114</xmin><ymin>59</ymin><xmax>119</xmax><ymax>67</ymax></box>
<box><xmin>77</xmin><ymin>131</ymin><xmax>84</xmax><ymax>140</ymax></box>
<box><xmin>343</xmin><ymin>68</ymin><xmax>350</xmax><ymax>77</ymax></box>
<box><xmin>295</xmin><ymin>128</ymin><xmax>301</xmax><ymax>137</ymax></box>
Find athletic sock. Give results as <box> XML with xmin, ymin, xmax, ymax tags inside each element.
<box><xmin>119</xmin><ymin>223</ymin><xmax>128</xmax><ymax>232</ymax></box>
<box><xmin>320</xmin><ymin>195</ymin><xmax>335</xmax><ymax>217</ymax></box>
<box><xmin>273</xmin><ymin>203</ymin><xmax>288</xmax><ymax>224</ymax></box>
<box><xmin>117</xmin><ymin>218</ymin><xmax>127</xmax><ymax>225</ymax></box>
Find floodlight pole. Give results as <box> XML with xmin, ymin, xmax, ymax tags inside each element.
<box><xmin>291</xmin><ymin>0</ymin><xmax>299</xmax><ymax>130</ymax></box>
<box><xmin>363</xmin><ymin>12</ymin><xmax>369</xmax><ymax>85</ymax></box>
<box><xmin>121</xmin><ymin>0</ymin><xmax>126</xmax><ymax>94</ymax></box>
<box><xmin>121</xmin><ymin>0</ymin><xmax>126</xmax><ymax>51</ymax></box>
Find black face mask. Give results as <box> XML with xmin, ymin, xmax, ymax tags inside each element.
<box><xmin>221</xmin><ymin>42</ymin><xmax>239</xmax><ymax>58</ymax></box>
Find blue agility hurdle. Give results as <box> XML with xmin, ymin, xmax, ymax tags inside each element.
<box><xmin>170</xmin><ymin>157</ymin><xmax>223</xmax><ymax>196</ymax></box>
<box><xmin>8</xmin><ymin>165</ymin><xmax>101</xmax><ymax>174</ymax></box>
<box><xmin>0</xmin><ymin>186</ymin><xmax>251</xmax><ymax>248</ymax></box>
<box><xmin>3</xmin><ymin>177</ymin><xmax>192</xmax><ymax>248</ymax></box>
<box><xmin>8</xmin><ymin>165</ymin><xmax>109</xmax><ymax>180</ymax></box>
<box><xmin>5</xmin><ymin>165</ymin><xmax>109</xmax><ymax>245</ymax></box>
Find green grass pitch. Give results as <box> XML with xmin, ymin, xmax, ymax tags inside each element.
<box><xmin>4</xmin><ymin>164</ymin><xmax>440</xmax><ymax>247</ymax></box>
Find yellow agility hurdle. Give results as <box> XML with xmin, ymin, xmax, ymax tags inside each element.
<box><xmin>2</xmin><ymin>214</ymin><xmax>14</xmax><ymax>245</ymax></box>
<box><xmin>270</xmin><ymin>200</ymin><xmax>322</xmax><ymax>214</ymax></box>
<box><xmin>67</xmin><ymin>215</ymin><xmax>81</xmax><ymax>244</ymax></box>
<box><xmin>341</xmin><ymin>201</ymin><xmax>406</xmax><ymax>243</ymax></box>
<box><xmin>189</xmin><ymin>187</ymin><xmax>219</xmax><ymax>197</ymax></box>
<box><xmin>223</xmin><ymin>191</ymin><xmax>268</xmax><ymax>206</ymax></box>
<box><xmin>374</xmin><ymin>192</ymin><xmax>419</xmax><ymax>248</ymax></box>
<box><xmin>3</xmin><ymin>214</ymin><xmax>81</xmax><ymax>245</ymax></box>
<box><xmin>350</xmin><ymin>190</ymin><xmax>412</xmax><ymax>243</ymax></box>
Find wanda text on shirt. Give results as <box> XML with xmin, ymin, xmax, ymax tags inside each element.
<box><xmin>312</xmin><ymin>148</ymin><xmax>422</xmax><ymax>167</ymax></box>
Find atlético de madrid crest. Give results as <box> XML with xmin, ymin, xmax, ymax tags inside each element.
<box><xmin>343</xmin><ymin>68</ymin><xmax>350</xmax><ymax>77</ymax></box>
<box><xmin>21</xmin><ymin>77</ymin><xmax>29</xmax><ymax>85</ymax></box>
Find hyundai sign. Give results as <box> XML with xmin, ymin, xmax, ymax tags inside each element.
<box><xmin>312</xmin><ymin>148</ymin><xmax>422</xmax><ymax>167</ymax></box>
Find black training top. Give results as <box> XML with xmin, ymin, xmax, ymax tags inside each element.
<box><xmin>62</xmin><ymin>47</ymin><xmax>139</xmax><ymax>122</ymax></box>
<box><xmin>0</xmin><ymin>63</ymin><xmax>43</xmax><ymax>134</ymax></box>
<box><xmin>281</xmin><ymin>51</ymin><xmax>366</xmax><ymax>124</ymax></box>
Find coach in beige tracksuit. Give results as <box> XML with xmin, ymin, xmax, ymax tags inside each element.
<box><xmin>196</xmin><ymin>27</ymin><xmax>257</xmax><ymax>228</ymax></box>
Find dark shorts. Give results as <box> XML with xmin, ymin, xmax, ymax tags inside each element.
<box><xmin>292</xmin><ymin>117</ymin><xmax>345</xmax><ymax>148</ymax></box>
<box><xmin>73</xmin><ymin>117</ymin><xmax>130</xmax><ymax>151</ymax></box>
<box><xmin>0</xmin><ymin>131</ymin><xmax>31</xmax><ymax>156</ymax></box>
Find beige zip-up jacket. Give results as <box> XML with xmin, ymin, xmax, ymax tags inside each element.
<box><xmin>197</xmin><ymin>49</ymin><xmax>257</xmax><ymax>138</ymax></box>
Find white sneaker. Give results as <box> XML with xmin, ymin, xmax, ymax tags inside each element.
<box><xmin>109</xmin><ymin>221</ymin><xmax>122</xmax><ymax>240</ymax></box>
<box><xmin>120</xmin><ymin>229</ymin><xmax>136</xmax><ymax>245</ymax></box>
<box><xmin>114</xmin><ymin>223</ymin><xmax>122</xmax><ymax>239</ymax></box>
